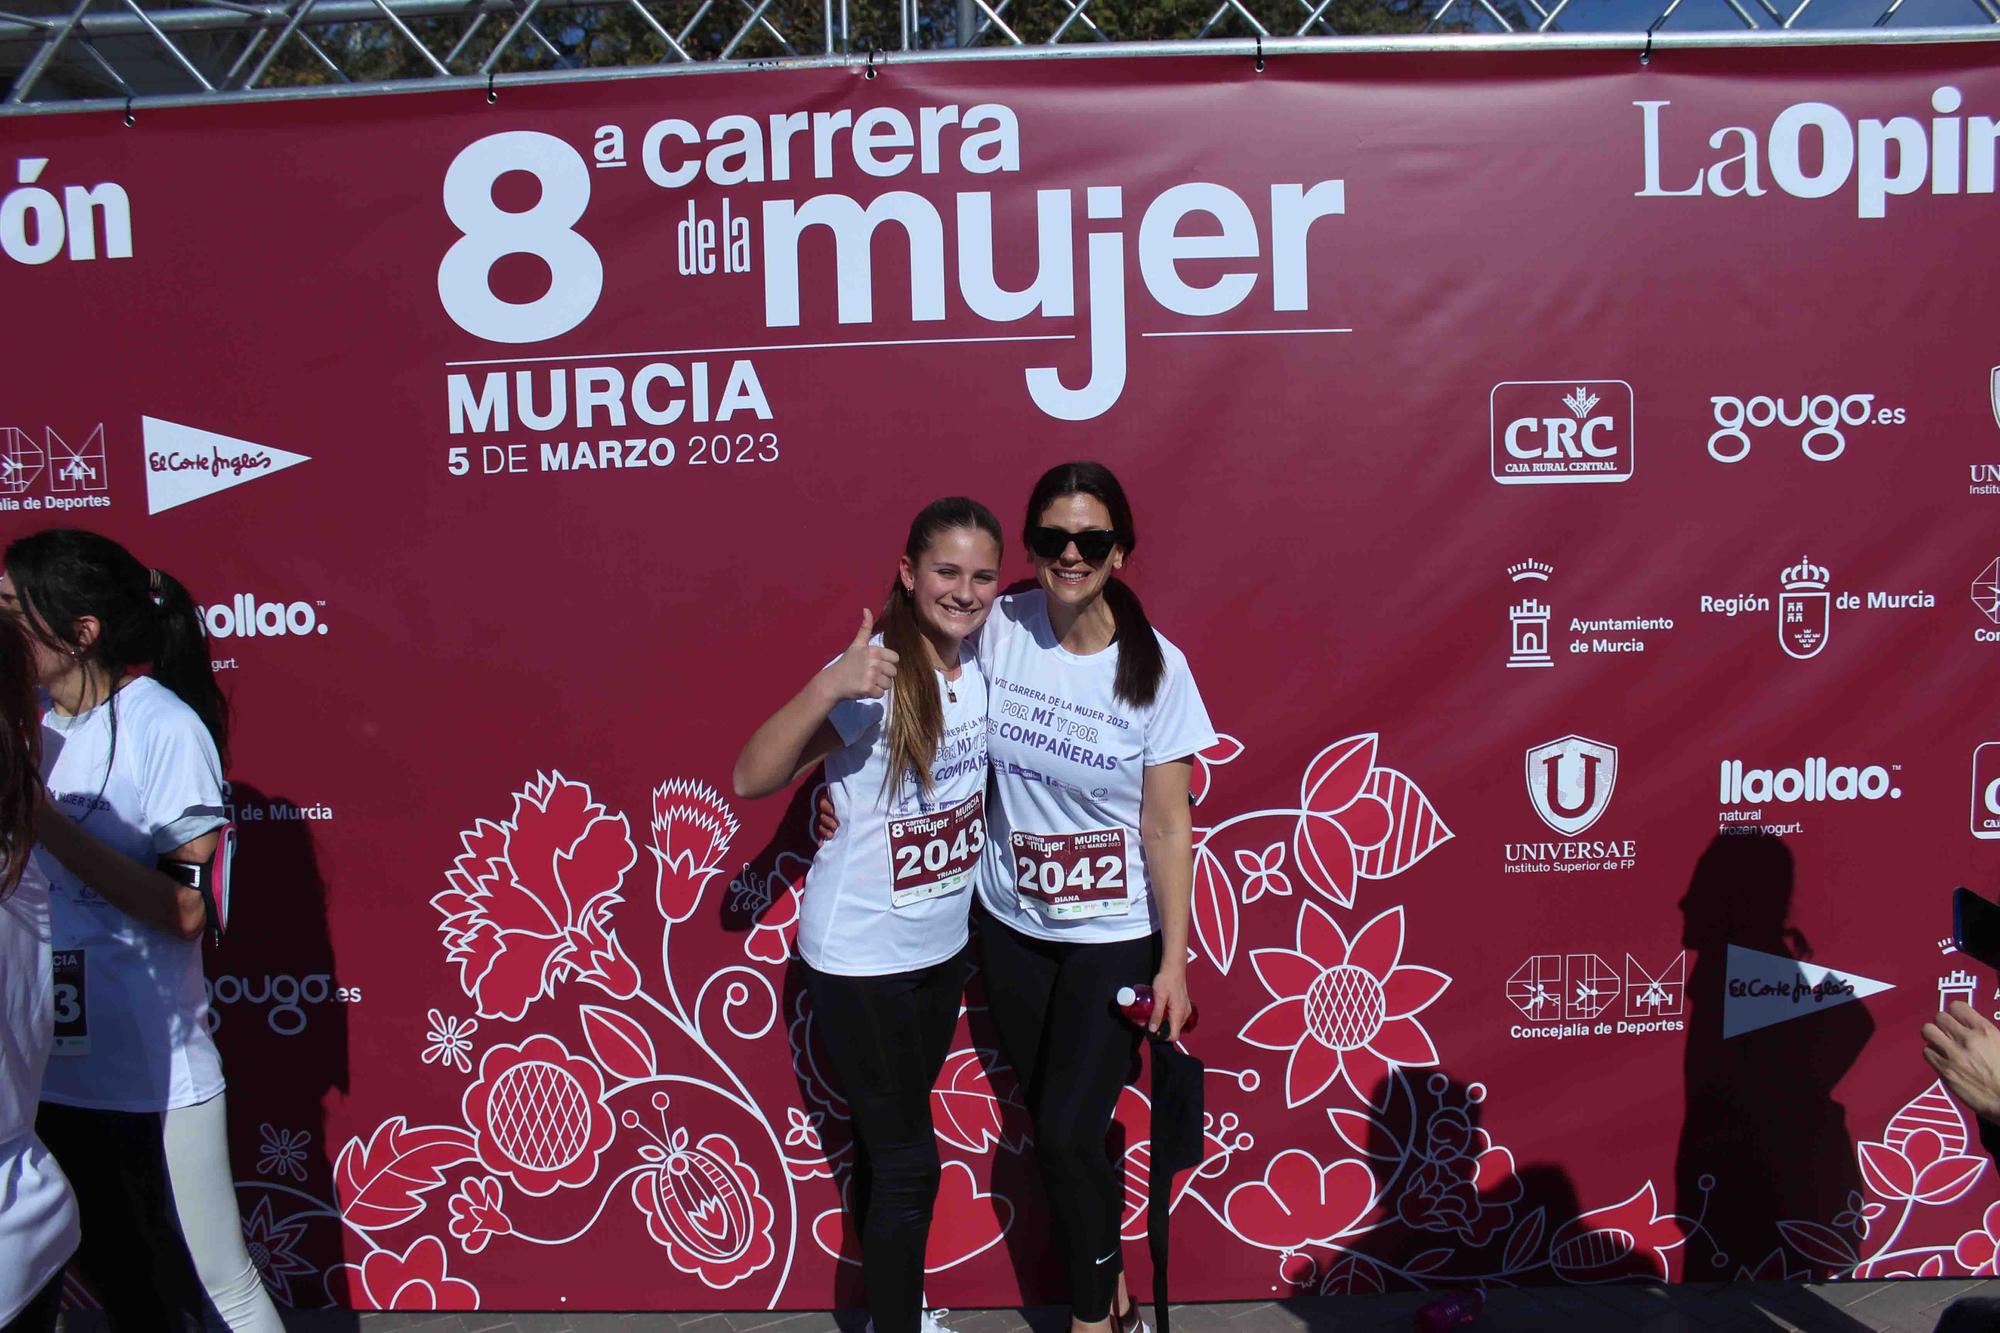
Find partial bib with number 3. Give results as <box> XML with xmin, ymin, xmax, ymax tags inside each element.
<box><xmin>51</xmin><ymin>947</ymin><xmax>88</xmax><ymax>1056</ymax></box>
<box><xmin>886</xmin><ymin>790</ymin><xmax>986</xmax><ymax>908</ymax></box>
<box><xmin>1012</xmin><ymin>827</ymin><xmax>1131</xmax><ymax>919</ymax></box>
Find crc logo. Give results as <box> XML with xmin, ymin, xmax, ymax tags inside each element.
<box><xmin>1491</xmin><ymin>381</ymin><xmax>1634</xmax><ymax>485</ymax></box>
<box><xmin>203</xmin><ymin>973</ymin><xmax>357</xmax><ymax>1035</ymax></box>
<box><xmin>1525</xmin><ymin>734</ymin><xmax>1617</xmax><ymax>836</ymax></box>
<box><xmin>1707</xmin><ymin>393</ymin><xmax>1903</xmax><ymax>463</ymax></box>
<box><xmin>1975</xmin><ymin>744</ymin><xmax>2000</xmax><ymax>840</ymax></box>
<box><xmin>202</xmin><ymin>596</ymin><xmax>328</xmax><ymax>639</ymax></box>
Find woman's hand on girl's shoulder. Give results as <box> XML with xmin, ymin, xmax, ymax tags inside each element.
<box><xmin>821</xmin><ymin>609</ymin><xmax>899</xmax><ymax>703</ymax></box>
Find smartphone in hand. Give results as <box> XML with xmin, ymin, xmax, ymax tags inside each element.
<box><xmin>1953</xmin><ymin>887</ymin><xmax>2000</xmax><ymax>970</ymax></box>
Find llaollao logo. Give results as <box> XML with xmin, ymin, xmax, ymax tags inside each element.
<box><xmin>202</xmin><ymin>595</ymin><xmax>329</xmax><ymax>640</ymax></box>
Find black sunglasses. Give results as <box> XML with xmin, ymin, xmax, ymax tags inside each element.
<box><xmin>1027</xmin><ymin>526</ymin><xmax>1119</xmax><ymax>563</ymax></box>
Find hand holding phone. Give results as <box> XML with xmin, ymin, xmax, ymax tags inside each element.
<box><xmin>1954</xmin><ymin>887</ymin><xmax>2000</xmax><ymax>969</ymax></box>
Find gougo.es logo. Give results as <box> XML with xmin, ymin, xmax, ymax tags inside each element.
<box><xmin>1706</xmin><ymin>393</ymin><xmax>1905</xmax><ymax>463</ymax></box>
<box><xmin>204</xmin><ymin>973</ymin><xmax>359</xmax><ymax>1035</ymax></box>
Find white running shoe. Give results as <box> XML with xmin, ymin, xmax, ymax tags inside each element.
<box><xmin>1116</xmin><ymin>1306</ymin><xmax>1150</xmax><ymax>1333</ymax></box>
<box><xmin>857</xmin><ymin>1301</ymin><xmax>952</xmax><ymax>1333</ymax></box>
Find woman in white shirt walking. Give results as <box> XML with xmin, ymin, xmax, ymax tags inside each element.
<box><xmin>0</xmin><ymin>614</ymin><xmax>79</xmax><ymax>1333</ymax></box>
<box><xmin>1</xmin><ymin>529</ymin><xmax>282</xmax><ymax>1332</ymax></box>
<box><xmin>734</xmin><ymin>497</ymin><xmax>1004</xmax><ymax>1333</ymax></box>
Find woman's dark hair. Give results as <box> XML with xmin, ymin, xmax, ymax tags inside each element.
<box><xmin>879</xmin><ymin>497</ymin><xmax>1003</xmax><ymax>797</ymax></box>
<box><xmin>1024</xmin><ymin>461</ymin><xmax>1164</xmax><ymax>708</ymax></box>
<box><xmin>4</xmin><ymin>529</ymin><xmax>228</xmax><ymax>764</ymax></box>
<box><xmin>0</xmin><ymin>615</ymin><xmax>39</xmax><ymax>899</ymax></box>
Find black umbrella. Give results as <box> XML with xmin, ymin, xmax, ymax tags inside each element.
<box><xmin>1145</xmin><ymin>1036</ymin><xmax>1204</xmax><ymax>1333</ymax></box>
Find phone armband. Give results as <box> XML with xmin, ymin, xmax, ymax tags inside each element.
<box><xmin>159</xmin><ymin>824</ymin><xmax>236</xmax><ymax>944</ymax></box>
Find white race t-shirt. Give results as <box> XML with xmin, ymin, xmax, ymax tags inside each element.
<box><xmin>35</xmin><ymin>676</ymin><xmax>230</xmax><ymax>1111</ymax></box>
<box><xmin>0</xmin><ymin>855</ymin><xmax>80</xmax><ymax>1323</ymax></box>
<box><xmin>798</xmin><ymin>639</ymin><xmax>988</xmax><ymax>977</ymax></box>
<box><xmin>976</xmin><ymin>590</ymin><xmax>1217</xmax><ymax>943</ymax></box>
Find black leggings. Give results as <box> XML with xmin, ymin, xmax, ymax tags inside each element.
<box><xmin>804</xmin><ymin>948</ymin><xmax>968</xmax><ymax>1333</ymax></box>
<box><xmin>36</xmin><ymin>1103</ymin><xmax>204</xmax><ymax>1331</ymax></box>
<box><xmin>978</xmin><ymin>908</ymin><xmax>1160</xmax><ymax>1323</ymax></box>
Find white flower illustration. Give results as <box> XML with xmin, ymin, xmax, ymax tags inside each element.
<box><xmin>256</xmin><ymin>1124</ymin><xmax>312</xmax><ymax>1182</ymax></box>
<box><xmin>423</xmin><ymin>1008</ymin><xmax>479</xmax><ymax>1074</ymax></box>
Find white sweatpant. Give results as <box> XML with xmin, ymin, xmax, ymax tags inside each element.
<box><xmin>162</xmin><ymin>1093</ymin><xmax>286</xmax><ymax>1333</ymax></box>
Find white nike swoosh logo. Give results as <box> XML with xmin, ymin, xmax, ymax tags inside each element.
<box><xmin>1095</xmin><ymin>1252</ymin><xmax>1118</xmax><ymax>1266</ymax></box>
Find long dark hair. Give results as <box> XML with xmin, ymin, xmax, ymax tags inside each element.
<box><xmin>0</xmin><ymin>616</ymin><xmax>39</xmax><ymax>899</ymax></box>
<box><xmin>4</xmin><ymin>529</ymin><xmax>229</xmax><ymax>764</ymax></box>
<box><xmin>1024</xmin><ymin>461</ymin><xmax>1164</xmax><ymax>708</ymax></box>
<box><xmin>879</xmin><ymin>497</ymin><xmax>1003</xmax><ymax>798</ymax></box>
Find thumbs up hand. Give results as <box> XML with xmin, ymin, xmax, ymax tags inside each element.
<box><xmin>822</xmin><ymin>609</ymin><xmax>899</xmax><ymax>702</ymax></box>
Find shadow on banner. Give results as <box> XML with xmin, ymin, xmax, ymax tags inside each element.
<box><xmin>1674</xmin><ymin>832</ymin><xmax>1872</xmax><ymax>1291</ymax></box>
<box><xmin>208</xmin><ymin>780</ymin><xmax>353</xmax><ymax>1319</ymax></box>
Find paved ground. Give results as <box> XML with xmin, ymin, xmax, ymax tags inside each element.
<box><xmin>53</xmin><ymin>1281</ymin><xmax>2000</xmax><ymax>1332</ymax></box>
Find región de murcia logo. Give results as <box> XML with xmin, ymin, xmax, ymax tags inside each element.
<box><xmin>1779</xmin><ymin>558</ymin><xmax>1832</xmax><ymax>660</ymax></box>
<box><xmin>1697</xmin><ymin>556</ymin><xmax>1932</xmax><ymax>655</ymax></box>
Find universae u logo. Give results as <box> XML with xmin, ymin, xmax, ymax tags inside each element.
<box><xmin>1524</xmin><ymin>735</ymin><xmax>1618</xmax><ymax>837</ymax></box>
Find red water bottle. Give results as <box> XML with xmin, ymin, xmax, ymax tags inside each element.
<box><xmin>1115</xmin><ymin>984</ymin><xmax>1198</xmax><ymax>1036</ymax></box>
<box><xmin>1412</xmin><ymin>1290</ymin><xmax>1483</xmax><ymax>1331</ymax></box>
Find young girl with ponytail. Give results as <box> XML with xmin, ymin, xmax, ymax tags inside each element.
<box><xmin>0</xmin><ymin>529</ymin><xmax>283</xmax><ymax>1331</ymax></box>
<box><xmin>733</xmin><ymin>497</ymin><xmax>1004</xmax><ymax>1333</ymax></box>
<box><xmin>0</xmin><ymin>614</ymin><xmax>79</xmax><ymax>1333</ymax></box>
<box><xmin>973</xmin><ymin>461</ymin><xmax>1215</xmax><ymax>1333</ymax></box>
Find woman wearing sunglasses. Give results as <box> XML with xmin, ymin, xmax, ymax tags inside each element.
<box><xmin>973</xmin><ymin>461</ymin><xmax>1215</xmax><ymax>1333</ymax></box>
<box><xmin>734</xmin><ymin>497</ymin><xmax>1004</xmax><ymax>1333</ymax></box>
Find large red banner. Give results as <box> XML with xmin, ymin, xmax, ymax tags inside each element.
<box><xmin>5</xmin><ymin>41</ymin><xmax>2000</xmax><ymax>1310</ymax></box>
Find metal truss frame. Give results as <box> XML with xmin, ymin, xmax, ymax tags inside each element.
<box><xmin>1</xmin><ymin>0</ymin><xmax>1995</xmax><ymax>112</ymax></box>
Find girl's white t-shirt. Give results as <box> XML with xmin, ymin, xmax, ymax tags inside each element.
<box><xmin>975</xmin><ymin>590</ymin><xmax>1217</xmax><ymax>943</ymax></box>
<box><xmin>35</xmin><ymin>676</ymin><xmax>230</xmax><ymax>1111</ymax></box>
<box><xmin>798</xmin><ymin>639</ymin><xmax>989</xmax><ymax>976</ymax></box>
<box><xmin>0</xmin><ymin>855</ymin><xmax>81</xmax><ymax>1323</ymax></box>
